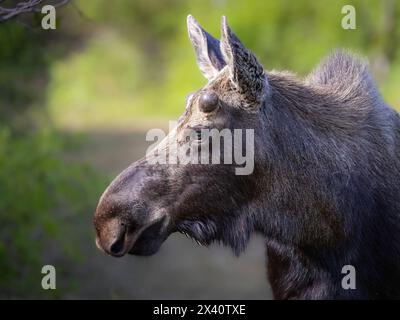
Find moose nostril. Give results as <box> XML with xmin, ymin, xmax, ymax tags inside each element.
<box><xmin>109</xmin><ymin>226</ymin><xmax>127</xmax><ymax>255</ymax></box>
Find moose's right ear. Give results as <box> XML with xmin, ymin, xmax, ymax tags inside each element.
<box><xmin>187</xmin><ymin>15</ymin><xmax>226</xmax><ymax>80</ymax></box>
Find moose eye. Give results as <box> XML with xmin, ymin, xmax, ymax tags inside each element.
<box><xmin>198</xmin><ymin>91</ymin><xmax>219</xmax><ymax>113</ymax></box>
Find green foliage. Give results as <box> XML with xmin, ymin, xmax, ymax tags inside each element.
<box><xmin>0</xmin><ymin>24</ymin><xmax>47</xmax><ymax>129</ymax></box>
<box><xmin>0</xmin><ymin>128</ymin><xmax>107</xmax><ymax>298</ymax></box>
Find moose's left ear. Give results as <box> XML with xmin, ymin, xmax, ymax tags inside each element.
<box><xmin>220</xmin><ymin>16</ymin><xmax>268</xmax><ymax>108</ymax></box>
<box><xmin>187</xmin><ymin>15</ymin><xmax>226</xmax><ymax>80</ymax></box>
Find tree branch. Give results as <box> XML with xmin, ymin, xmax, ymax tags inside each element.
<box><xmin>0</xmin><ymin>0</ymin><xmax>70</xmax><ymax>23</ymax></box>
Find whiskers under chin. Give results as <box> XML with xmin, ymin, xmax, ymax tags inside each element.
<box><xmin>177</xmin><ymin>219</ymin><xmax>217</xmax><ymax>247</ymax></box>
<box><xmin>176</xmin><ymin>213</ymin><xmax>255</xmax><ymax>256</ymax></box>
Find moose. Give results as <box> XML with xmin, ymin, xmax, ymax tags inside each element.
<box><xmin>94</xmin><ymin>16</ymin><xmax>400</xmax><ymax>299</ymax></box>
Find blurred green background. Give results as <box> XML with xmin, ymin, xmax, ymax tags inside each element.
<box><xmin>0</xmin><ymin>0</ymin><xmax>399</xmax><ymax>299</ymax></box>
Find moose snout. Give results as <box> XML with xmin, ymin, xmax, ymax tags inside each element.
<box><xmin>94</xmin><ymin>190</ymin><xmax>140</xmax><ymax>257</ymax></box>
<box><xmin>94</xmin><ymin>161</ymin><xmax>172</xmax><ymax>257</ymax></box>
<box><xmin>94</xmin><ymin>185</ymin><xmax>169</xmax><ymax>257</ymax></box>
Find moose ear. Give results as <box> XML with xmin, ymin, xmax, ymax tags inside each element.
<box><xmin>187</xmin><ymin>15</ymin><xmax>226</xmax><ymax>80</ymax></box>
<box><xmin>220</xmin><ymin>16</ymin><xmax>267</xmax><ymax>107</ymax></box>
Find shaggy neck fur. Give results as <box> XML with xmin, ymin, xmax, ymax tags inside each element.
<box><xmin>246</xmin><ymin>51</ymin><xmax>400</xmax><ymax>299</ymax></box>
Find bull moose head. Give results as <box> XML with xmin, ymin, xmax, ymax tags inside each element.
<box><xmin>94</xmin><ymin>16</ymin><xmax>269</xmax><ymax>257</ymax></box>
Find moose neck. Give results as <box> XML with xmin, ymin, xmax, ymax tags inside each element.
<box><xmin>249</xmin><ymin>71</ymin><xmax>399</xmax><ymax>299</ymax></box>
<box><xmin>254</xmin><ymin>72</ymin><xmax>349</xmax><ymax>247</ymax></box>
